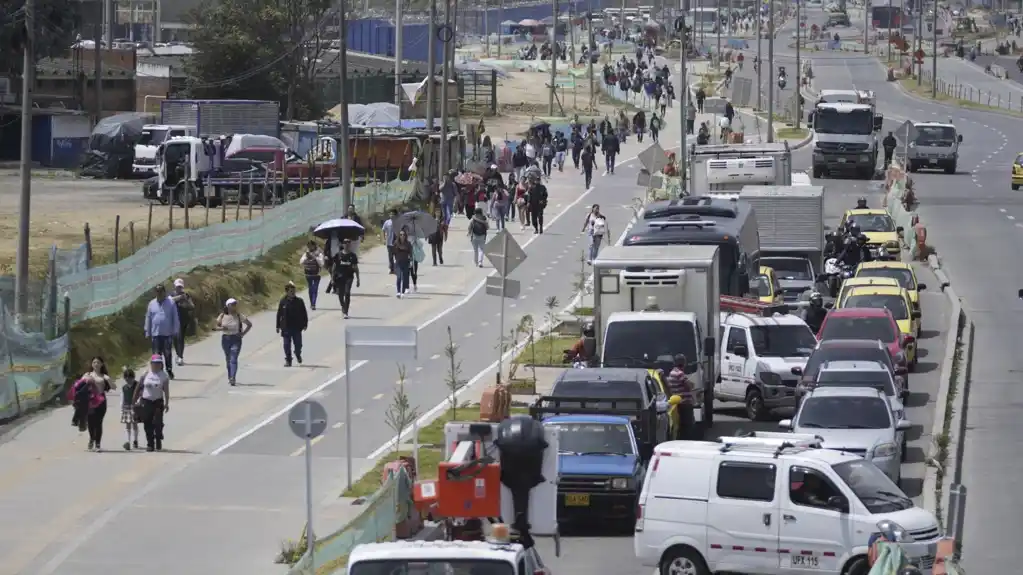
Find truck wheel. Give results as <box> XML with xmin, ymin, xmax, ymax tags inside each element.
<box><xmin>745</xmin><ymin>388</ymin><xmax>768</xmax><ymax>421</ymax></box>
<box><xmin>843</xmin><ymin>556</ymin><xmax>870</xmax><ymax>575</ymax></box>
<box><xmin>944</xmin><ymin>163</ymin><xmax>956</xmax><ymax>174</ymax></box>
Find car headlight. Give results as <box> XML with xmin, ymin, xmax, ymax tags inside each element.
<box><xmin>611</xmin><ymin>477</ymin><xmax>631</xmax><ymax>490</ymax></box>
<box><xmin>876</xmin><ymin>519</ymin><xmax>916</xmax><ymax>542</ymax></box>
<box><xmin>873</xmin><ymin>442</ymin><xmax>898</xmax><ymax>459</ymax></box>
<box><xmin>759</xmin><ymin>371</ymin><xmax>783</xmax><ymax>386</ymax></box>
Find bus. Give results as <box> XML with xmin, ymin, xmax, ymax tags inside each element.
<box><xmin>688</xmin><ymin>7</ymin><xmax>720</xmax><ymax>34</ymax></box>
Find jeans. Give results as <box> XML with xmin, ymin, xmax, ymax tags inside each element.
<box><xmin>173</xmin><ymin>328</ymin><xmax>187</xmax><ymax>361</ymax></box>
<box><xmin>396</xmin><ymin>261</ymin><xmax>411</xmax><ymax>293</ymax></box>
<box><xmin>410</xmin><ymin>261</ymin><xmax>419</xmax><ymax>287</ymax></box>
<box><xmin>530</xmin><ymin>208</ymin><xmax>544</xmax><ymax>233</ymax></box>
<box><xmin>151</xmin><ymin>336</ymin><xmax>174</xmax><ymax>374</ymax></box>
<box><xmin>493</xmin><ymin>205</ymin><xmax>506</xmax><ymax>229</ymax></box>
<box><xmin>555</xmin><ymin>151</ymin><xmax>565</xmax><ymax>170</ymax></box>
<box><xmin>221</xmin><ymin>334</ymin><xmax>242</xmax><ymax>381</ymax></box>
<box><xmin>470</xmin><ymin>234</ymin><xmax>486</xmax><ymax>266</ymax></box>
<box><xmin>431</xmin><ymin>242</ymin><xmax>444</xmax><ymax>265</ymax></box>
<box><xmin>605</xmin><ymin>154</ymin><xmax>616</xmax><ymax>173</ymax></box>
<box><xmin>282</xmin><ymin>330</ymin><xmax>303</xmax><ymax>363</ymax></box>
<box><xmin>583</xmin><ymin>168</ymin><xmax>593</xmax><ymax>190</ymax></box>
<box><xmin>572</xmin><ymin>149</ymin><xmax>581</xmax><ymax>168</ymax></box>
<box><xmin>87</xmin><ymin>401</ymin><xmax>107</xmax><ymax>447</ymax></box>
<box><xmin>140</xmin><ymin>398</ymin><xmax>164</xmax><ymax>448</ymax></box>
<box><xmin>441</xmin><ymin>200</ymin><xmax>453</xmax><ymax>224</ymax></box>
<box><xmin>305</xmin><ymin>275</ymin><xmax>320</xmax><ymax>308</ymax></box>
<box><xmin>589</xmin><ymin>233</ymin><xmax>604</xmax><ymax>262</ymax></box>
<box><xmin>686</xmin><ymin>119</ymin><xmax>695</xmax><ymax>134</ymax></box>
<box><xmin>335</xmin><ymin>275</ymin><xmax>354</xmax><ymax>314</ymax></box>
<box><xmin>542</xmin><ymin>157</ymin><xmax>553</xmax><ymax>177</ymax></box>
<box><xmin>386</xmin><ymin>245</ymin><xmax>395</xmax><ymax>273</ymax></box>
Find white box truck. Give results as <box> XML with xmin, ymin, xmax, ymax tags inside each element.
<box><xmin>592</xmin><ymin>244</ymin><xmax>721</xmax><ymax>426</ymax></box>
<box><xmin>688</xmin><ymin>142</ymin><xmax>793</xmax><ymax>192</ymax></box>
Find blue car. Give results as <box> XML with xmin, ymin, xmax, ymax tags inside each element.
<box><xmin>542</xmin><ymin>414</ymin><xmax>644</xmax><ymax>527</ymax></box>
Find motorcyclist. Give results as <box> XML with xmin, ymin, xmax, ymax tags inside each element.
<box><xmin>882</xmin><ymin>131</ymin><xmax>898</xmax><ymax>168</ymax></box>
<box><xmin>803</xmin><ymin>292</ymin><xmax>828</xmax><ymax>333</ymax></box>
<box><xmin>838</xmin><ymin>234</ymin><xmax>863</xmax><ymax>268</ymax></box>
<box><xmin>856</xmin><ymin>196</ymin><xmax>869</xmax><ymax>209</ymax></box>
<box><xmin>665</xmin><ymin>354</ymin><xmax>696</xmax><ymax>439</ymax></box>
<box><xmin>856</xmin><ymin>234</ymin><xmax>875</xmax><ymax>263</ymax></box>
<box><xmin>564</xmin><ymin>320</ymin><xmax>597</xmax><ymax>364</ymax></box>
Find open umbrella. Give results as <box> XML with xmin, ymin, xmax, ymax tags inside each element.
<box><xmin>519</xmin><ymin>18</ymin><xmax>540</xmax><ymax>26</ymax></box>
<box><xmin>313</xmin><ymin>218</ymin><xmax>365</xmax><ymax>240</ymax></box>
<box><xmin>396</xmin><ymin>210</ymin><xmax>439</xmax><ymax>239</ymax></box>
<box><xmin>455</xmin><ymin>172</ymin><xmax>483</xmax><ymax>186</ymax></box>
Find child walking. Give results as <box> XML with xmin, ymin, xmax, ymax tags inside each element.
<box><xmin>121</xmin><ymin>368</ymin><xmax>140</xmax><ymax>450</ymax></box>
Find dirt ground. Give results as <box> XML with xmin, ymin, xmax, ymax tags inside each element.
<box><xmin>0</xmin><ymin>173</ymin><xmax>261</xmax><ymax>275</ymax></box>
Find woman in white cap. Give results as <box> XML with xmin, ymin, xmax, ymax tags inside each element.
<box><xmin>213</xmin><ymin>298</ymin><xmax>252</xmax><ymax>385</ymax></box>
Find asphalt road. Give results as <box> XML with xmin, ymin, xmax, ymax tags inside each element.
<box><xmin>787</xmin><ymin>8</ymin><xmax>1023</xmax><ymax>573</ymax></box>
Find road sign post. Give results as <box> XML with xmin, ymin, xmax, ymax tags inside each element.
<box><xmin>289</xmin><ymin>399</ymin><xmax>328</xmax><ymax>570</ymax></box>
<box><xmin>484</xmin><ymin>229</ymin><xmax>527</xmax><ymax>384</ymax></box>
<box><xmin>343</xmin><ymin>326</ymin><xmax>418</xmax><ymax>491</ymax></box>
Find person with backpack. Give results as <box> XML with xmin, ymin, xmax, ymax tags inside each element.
<box><xmin>132</xmin><ymin>355</ymin><xmax>171</xmax><ymax>452</ymax></box>
<box><xmin>468</xmin><ymin>207</ymin><xmax>490</xmax><ymax>267</ymax></box>
<box><xmin>553</xmin><ymin>131</ymin><xmax>568</xmax><ymax>172</ymax></box>
<box><xmin>540</xmin><ymin>137</ymin><xmax>555</xmax><ymax>179</ymax></box>
<box><xmin>581</xmin><ymin>204</ymin><xmax>610</xmax><ymax>263</ymax></box>
<box><xmin>120</xmin><ymin>368</ymin><xmax>140</xmax><ymax>451</ymax></box>
<box><xmin>299</xmin><ymin>240</ymin><xmax>325</xmax><ymax>310</ymax></box>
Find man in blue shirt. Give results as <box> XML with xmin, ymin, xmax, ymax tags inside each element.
<box><xmin>144</xmin><ymin>284</ymin><xmax>180</xmax><ymax>379</ymax></box>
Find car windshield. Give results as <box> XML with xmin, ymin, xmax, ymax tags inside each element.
<box><xmin>751</xmin><ymin>275</ymin><xmax>773</xmax><ymax>297</ymax></box>
<box><xmin>832</xmin><ymin>460</ymin><xmax>913</xmax><ymax>513</ymax></box>
<box><xmin>814</xmin><ymin>108</ymin><xmax>874</xmax><ymax>135</ymax></box>
<box><xmin>761</xmin><ymin>258</ymin><xmax>813</xmax><ymax>280</ymax></box>
<box><xmin>844</xmin><ymin>294</ymin><xmax>909</xmax><ymax>321</ymax></box>
<box><xmin>349</xmin><ymin>559</ymin><xmax>515</xmax><ymax>575</ymax></box>
<box><xmin>603</xmin><ymin>320</ymin><xmax>697</xmax><ymax>371</ymax></box>
<box><xmin>548</xmin><ymin>422</ymin><xmax>635</xmax><ymax>455</ymax></box>
<box><xmin>804</xmin><ymin>347</ymin><xmax>893</xmax><ymax>378</ymax></box>
<box><xmin>750</xmin><ymin>325</ymin><xmax>818</xmax><ymax>357</ymax></box>
<box><xmin>914</xmin><ymin>126</ymin><xmax>956</xmax><ymax>146</ymax></box>
<box><xmin>797</xmin><ymin>396</ymin><xmax>892</xmax><ymax>429</ymax></box>
<box><xmin>138</xmin><ymin>128</ymin><xmax>170</xmax><ymax>146</ymax></box>
<box><xmin>857</xmin><ymin>268</ymin><xmax>916</xmax><ymax>290</ymax></box>
<box><xmin>820</xmin><ymin>317</ymin><xmax>896</xmax><ymax>342</ymax></box>
<box><xmin>816</xmin><ymin>369</ymin><xmax>895</xmax><ymax>396</ymax></box>
<box><xmin>847</xmin><ymin>214</ymin><xmax>896</xmax><ymax>232</ymax></box>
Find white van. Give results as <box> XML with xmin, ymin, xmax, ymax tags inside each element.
<box><xmin>634</xmin><ymin>433</ymin><xmax>942</xmax><ymax>575</ymax></box>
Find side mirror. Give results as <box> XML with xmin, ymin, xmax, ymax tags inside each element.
<box><xmin>911</xmin><ymin>310</ymin><xmax>921</xmax><ymax>319</ymax></box>
<box><xmin>827</xmin><ymin>495</ymin><xmax>850</xmax><ymax>513</ymax></box>
<box><xmin>896</xmin><ymin>226</ymin><xmax>905</xmax><ymax>233</ymax></box>
<box><xmin>732</xmin><ymin>344</ymin><xmax>749</xmax><ymax>358</ymax></box>
<box><xmin>958</xmin><ymin>134</ymin><xmax>963</xmax><ymax>143</ymax></box>
<box><xmin>668</xmin><ymin>395</ymin><xmax>682</xmax><ymax>406</ymax></box>
<box><xmin>873</xmin><ymin>115</ymin><xmax>884</xmax><ymax>131</ymax></box>
<box><xmin>917</xmin><ymin>283</ymin><xmax>927</xmax><ymax>291</ymax></box>
<box><xmin>778</xmin><ymin>419</ymin><xmax>794</xmax><ymax>430</ymax></box>
<box><xmin>791</xmin><ymin>366</ymin><xmax>803</xmax><ymax>375</ymax></box>
<box><xmin>896</xmin><ymin>419</ymin><xmax>913</xmax><ymax>431</ymax></box>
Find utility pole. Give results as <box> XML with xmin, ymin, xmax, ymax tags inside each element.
<box><xmin>395</xmin><ymin>0</ymin><xmax>404</xmax><ymax>122</ymax></box>
<box><xmin>104</xmin><ymin>0</ymin><xmax>113</xmax><ymax>48</ymax></box>
<box><xmin>94</xmin><ymin>24</ymin><xmax>103</xmax><ymax>125</ymax></box>
<box><xmin>716</xmin><ymin>0</ymin><xmax>722</xmax><ymax>66</ymax></box>
<box><xmin>916</xmin><ymin>2</ymin><xmax>923</xmax><ymax>86</ymax></box>
<box><xmin>426</xmin><ymin>0</ymin><xmax>437</xmax><ymax>134</ymax></box>
<box><xmin>438</xmin><ymin>0</ymin><xmax>452</xmax><ymax>176</ymax></box>
<box><xmin>339</xmin><ymin>0</ymin><xmax>353</xmax><ymax>209</ymax></box>
<box><xmin>498</xmin><ymin>0</ymin><xmax>503</xmax><ymax>58</ymax></box>
<box><xmin>679</xmin><ymin>21</ymin><xmax>689</xmax><ymax>197</ymax></box>
<box><xmin>587</xmin><ymin>11</ymin><xmax>595</xmax><ymax>110</ymax></box>
<box><xmin>726</xmin><ymin>0</ymin><xmax>732</xmax><ymax>49</ymax></box>
<box><xmin>864</xmin><ymin>0</ymin><xmax>870</xmax><ymax>53</ymax></box>
<box><xmin>887</xmin><ymin>0</ymin><xmax>892</xmax><ymax>60</ymax></box>
<box><xmin>757</xmin><ymin>6</ymin><xmax>762</xmax><ymax>110</ymax></box>
<box><xmin>795</xmin><ymin>0</ymin><xmax>801</xmax><ymax>130</ymax></box>
<box><xmin>484</xmin><ymin>0</ymin><xmax>490</xmax><ymax>57</ymax></box>
<box><xmin>767</xmin><ymin>0</ymin><xmax>774</xmax><ymax>143</ymax></box>
<box><xmin>15</xmin><ymin>0</ymin><xmax>35</xmax><ymax>316</ymax></box>
<box><xmin>931</xmin><ymin>0</ymin><xmax>937</xmax><ymax>97</ymax></box>
<box><xmin>548</xmin><ymin>0</ymin><xmax>559</xmax><ymax>116</ymax></box>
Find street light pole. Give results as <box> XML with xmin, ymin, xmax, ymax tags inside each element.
<box><xmin>767</xmin><ymin>0</ymin><xmax>775</xmax><ymax>143</ymax></box>
<box><xmin>338</xmin><ymin>0</ymin><xmax>352</xmax><ymax>210</ymax></box>
<box><xmin>15</xmin><ymin>0</ymin><xmax>35</xmax><ymax>316</ymax></box>
<box><xmin>931</xmin><ymin>0</ymin><xmax>938</xmax><ymax>97</ymax></box>
<box><xmin>757</xmin><ymin>6</ymin><xmax>762</xmax><ymax>110</ymax></box>
<box><xmin>796</xmin><ymin>0</ymin><xmax>801</xmax><ymax>131</ymax></box>
<box><xmin>917</xmin><ymin>2</ymin><xmax>923</xmax><ymax>86</ymax></box>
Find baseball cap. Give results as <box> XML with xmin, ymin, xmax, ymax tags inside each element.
<box><xmin>173</xmin><ymin>278</ymin><xmax>185</xmax><ymax>287</ymax></box>
<box><xmin>225</xmin><ymin>297</ymin><xmax>238</xmax><ymax>306</ymax></box>
<box><xmin>150</xmin><ymin>354</ymin><xmax>164</xmax><ymax>363</ymax></box>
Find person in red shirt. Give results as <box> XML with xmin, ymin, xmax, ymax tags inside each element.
<box><xmin>666</xmin><ymin>354</ymin><xmax>697</xmax><ymax>439</ymax></box>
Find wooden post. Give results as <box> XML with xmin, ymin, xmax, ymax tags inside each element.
<box><xmin>221</xmin><ymin>192</ymin><xmax>227</xmax><ymax>223</ymax></box>
<box><xmin>146</xmin><ymin>204</ymin><xmax>154</xmax><ymax>244</ymax></box>
<box><xmin>84</xmin><ymin>223</ymin><xmax>93</xmax><ymax>267</ymax></box>
<box><xmin>168</xmin><ymin>191</ymin><xmax>174</xmax><ymax>231</ymax></box>
<box><xmin>129</xmin><ymin>221</ymin><xmax>136</xmax><ymax>254</ymax></box>
<box><xmin>183</xmin><ymin>180</ymin><xmax>191</xmax><ymax>230</ymax></box>
<box><xmin>248</xmin><ymin>190</ymin><xmax>254</xmax><ymax>220</ymax></box>
<box><xmin>113</xmin><ymin>215</ymin><xmax>121</xmax><ymax>263</ymax></box>
<box><xmin>235</xmin><ymin>191</ymin><xmax>242</xmax><ymax>221</ymax></box>
<box><xmin>260</xmin><ymin>184</ymin><xmax>266</xmax><ymax>216</ymax></box>
<box><xmin>205</xmin><ymin>192</ymin><xmax>211</xmax><ymax>227</ymax></box>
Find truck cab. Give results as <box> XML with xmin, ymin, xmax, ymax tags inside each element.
<box><xmin>346</xmin><ymin>538</ymin><xmax>549</xmax><ymax>575</ymax></box>
<box><xmin>133</xmin><ymin>124</ymin><xmax>195</xmax><ymax>176</ymax></box>
<box><xmin>905</xmin><ymin>121</ymin><xmax>961</xmax><ymax>174</ymax></box>
<box><xmin>809</xmin><ymin>101</ymin><xmax>884</xmax><ymax>179</ymax></box>
<box><xmin>592</xmin><ymin>245</ymin><xmax>720</xmax><ymax>427</ymax></box>
<box><xmin>155</xmin><ymin>136</ymin><xmax>214</xmax><ymax>206</ymax></box>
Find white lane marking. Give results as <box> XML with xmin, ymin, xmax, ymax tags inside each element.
<box><xmin>415</xmin><ymin>366</ymin><xmax>423</xmax><ymax>372</ymax></box>
<box><xmin>332</xmin><ymin>422</ymin><xmax>344</xmax><ymax>429</ymax></box>
<box><xmin>464</xmin><ymin>332</ymin><xmax>474</xmax><ymax>338</ymax></box>
<box><xmin>429</xmin><ymin>353</ymin><xmax>440</xmax><ymax>360</ymax></box>
<box><xmin>1009</xmin><ymin>216</ymin><xmax>1016</xmax><ymax>221</ymax></box>
<box><xmin>1000</xmin><ymin>208</ymin><xmax>1007</xmax><ymax>213</ymax></box>
<box><xmin>372</xmin><ymin>393</ymin><xmax>384</xmax><ymax>400</ymax></box>
<box><xmin>352</xmin><ymin>408</ymin><xmax>364</xmax><ymax>415</ymax></box>
<box><xmin>211</xmin><ymin>142</ymin><xmax>684</xmax><ymax>456</ymax></box>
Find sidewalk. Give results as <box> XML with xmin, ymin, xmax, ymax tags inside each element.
<box><xmin>0</xmin><ymin>145</ymin><xmax>603</xmax><ymax>574</ymax></box>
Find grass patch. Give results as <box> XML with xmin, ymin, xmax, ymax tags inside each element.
<box><xmin>777</xmin><ymin>127</ymin><xmax>809</xmax><ymax>140</ymax></box>
<box><xmin>932</xmin><ymin>338</ymin><xmax>964</xmax><ymax>530</ymax></box>
<box><xmin>512</xmin><ymin>335</ymin><xmax>578</xmax><ymax>367</ymax></box>
<box><xmin>572</xmin><ymin>306</ymin><xmax>594</xmax><ymax>316</ymax></box>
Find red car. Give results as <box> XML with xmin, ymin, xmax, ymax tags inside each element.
<box><xmin>816</xmin><ymin>307</ymin><xmax>913</xmax><ymax>364</ymax></box>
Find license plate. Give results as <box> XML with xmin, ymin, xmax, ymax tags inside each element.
<box><xmin>789</xmin><ymin>554</ymin><xmax>820</xmax><ymax>568</ymax></box>
<box><xmin>929</xmin><ymin>159</ymin><xmax>938</xmax><ymax>165</ymax></box>
<box><xmin>836</xmin><ymin>158</ymin><xmax>847</xmax><ymax>163</ymax></box>
<box><xmin>564</xmin><ymin>493</ymin><xmax>589</xmax><ymax>507</ymax></box>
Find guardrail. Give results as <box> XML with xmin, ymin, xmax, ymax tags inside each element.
<box><xmin>920</xmin><ymin>68</ymin><xmax>1023</xmax><ymax>114</ymax></box>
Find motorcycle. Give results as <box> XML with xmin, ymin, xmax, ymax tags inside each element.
<box><xmin>562</xmin><ymin>349</ymin><xmax>589</xmax><ymax>369</ymax></box>
<box><xmin>820</xmin><ymin>257</ymin><xmax>854</xmax><ymax>298</ymax></box>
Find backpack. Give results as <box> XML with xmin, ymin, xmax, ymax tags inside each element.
<box><xmin>592</xmin><ymin>217</ymin><xmax>607</xmax><ymax>235</ymax></box>
<box><xmin>471</xmin><ymin>219</ymin><xmax>487</xmax><ymax>236</ymax></box>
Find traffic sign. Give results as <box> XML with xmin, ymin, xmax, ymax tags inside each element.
<box><xmin>484</xmin><ymin>229</ymin><xmax>527</xmax><ymax>276</ymax></box>
<box><xmin>289</xmin><ymin>400</ymin><xmax>328</xmax><ymax>439</ymax></box>
<box><xmin>894</xmin><ymin>120</ymin><xmax>916</xmax><ymax>143</ymax></box>
<box><xmin>637</xmin><ymin>142</ymin><xmax>669</xmax><ymax>174</ymax></box>
<box><xmin>485</xmin><ymin>276</ymin><xmax>521</xmax><ymax>299</ymax></box>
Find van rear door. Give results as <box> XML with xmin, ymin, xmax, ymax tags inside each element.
<box><xmin>707</xmin><ymin>459</ymin><xmax>781</xmax><ymax>573</ymax></box>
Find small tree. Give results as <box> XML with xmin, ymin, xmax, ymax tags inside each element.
<box><xmin>445</xmin><ymin>326</ymin><xmax>466</xmax><ymax>420</ymax></box>
<box><xmin>521</xmin><ymin>314</ymin><xmax>537</xmax><ymax>382</ymax></box>
<box><xmin>384</xmin><ymin>364</ymin><xmax>419</xmax><ymax>454</ymax></box>
<box><xmin>543</xmin><ymin>296</ymin><xmax>560</xmax><ymax>365</ymax></box>
<box><xmin>503</xmin><ymin>326</ymin><xmax>523</xmax><ymax>383</ymax></box>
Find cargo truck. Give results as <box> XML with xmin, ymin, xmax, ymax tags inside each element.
<box><xmin>809</xmin><ymin>90</ymin><xmax>884</xmax><ymax>179</ymax></box>
<box><xmin>159</xmin><ymin>99</ymin><xmax>280</xmax><ymax>139</ymax></box>
<box><xmin>740</xmin><ymin>185</ymin><xmax>825</xmax><ymax>304</ymax></box>
<box><xmin>132</xmin><ymin>124</ymin><xmax>195</xmax><ymax>177</ymax></box>
<box><xmin>687</xmin><ymin>142</ymin><xmax>793</xmax><ymax>192</ymax></box>
<box><xmin>592</xmin><ymin>244</ymin><xmax>721</xmax><ymax>427</ymax></box>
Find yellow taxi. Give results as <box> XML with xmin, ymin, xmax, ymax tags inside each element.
<box><xmin>855</xmin><ymin>261</ymin><xmax>926</xmax><ymax>310</ymax></box>
<box><xmin>841</xmin><ymin>209</ymin><xmax>902</xmax><ymax>256</ymax></box>
<box><xmin>836</xmin><ymin>276</ymin><xmax>901</xmax><ymax>307</ymax></box>
<box><xmin>753</xmin><ymin>266</ymin><xmax>783</xmax><ymax>304</ymax></box>
<box><xmin>1013</xmin><ymin>153</ymin><xmax>1023</xmax><ymax>190</ymax></box>
<box><xmin>839</xmin><ymin>285</ymin><xmax>921</xmax><ymax>366</ymax></box>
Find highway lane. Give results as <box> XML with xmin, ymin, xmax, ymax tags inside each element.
<box><xmin>787</xmin><ymin>11</ymin><xmax>1023</xmax><ymax>570</ymax></box>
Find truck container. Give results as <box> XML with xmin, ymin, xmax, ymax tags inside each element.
<box><xmin>592</xmin><ymin>244</ymin><xmax>720</xmax><ymax>427</ymax></box>
<box><xmin>159</xmin><ymin>99</ymin><xmax>280</xmax><ymax>138</ymax></box>
<box><xmin>688</xmin><ymin>142</ymin><xmax>792</xmax><ymax>193</ymax></box>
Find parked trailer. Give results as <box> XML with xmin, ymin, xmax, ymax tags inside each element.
<box><xmin>160</xmin><ymin>100</ymin><xmax>281</xmax><ymax>138</ymax></box>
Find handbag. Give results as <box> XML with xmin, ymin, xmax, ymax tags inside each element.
<box><xmin>412</xmin><ymin>239</ymin><xmax>426</xmax><ymax>264</ymax></box>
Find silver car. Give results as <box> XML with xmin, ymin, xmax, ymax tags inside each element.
<box><xmin>780</xmin><ymin>386</ymin><xmax>912</xmax><ymax>483</ymax></box>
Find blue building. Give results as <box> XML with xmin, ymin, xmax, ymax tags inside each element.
<box><xmin>0</xmin><ymin>111</ymin><xmax>92</xmax><ymax>169</ymax></box>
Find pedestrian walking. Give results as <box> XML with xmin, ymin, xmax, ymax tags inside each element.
<box><xmin>276</xmin><ymin>281</ymin><xmax>309</xmax><ymax>367</ymax></box>
<box><xmin>170</xmin><ymin>279</ymin><xmax>194</xmax><ymax>366</ymax></box>
<box><xmin>526</xmin><ymin>176</ymin><xmax>548</xmax><ymax>234</ymax></box>
<box><xmin>469</xmin><ymin>207</ymin><xmax>490</xmax><ymax>267</ymax></box>
<box><xmin>582</xmin><ymin>204</ymin><xmax>610</xmax><ymax>263</ymax></box>
<box><xmin>382</xmin><ymin>208</ymin><xmax>400</xmax><ymax>274</ymax></box>
<box><xmin>601</xmin><ymin>131</ymin><xmax>620</xmax><ymax>174</ymax></box>
<box><xmin>439</xmin><ymin>171</ymin><xmax>457</xmax><ymax>224</ymax></box>
<box><xmin>133</xmin><ymin>355</ymin><xmax>170</xmax><ymax>452</ymax></box>
<box><xmin>120</xmin><ymin>367</ymin><xmax>140</xmax><ymax>451</ymax></box>
<box><xmin>541</xmin><ymin>137</ymin><xmax>555</xmax><ymax>178</ymax></box>
<box><xmin>393</xmin><ymin>229</ymin><xmax>414</xmax><ymax>298</ymax></box>
<box><xmin>686</xmin><ymin>101</ymin><xmax>696</xmax><ymax>135</ymax></box>
<box><xmin>331</xmin><ymin>239</ymin><xmax>360</xmax><ymax>318</ymax></box>
<box><xmin>345</xmin><ymin>204</ymin><xmax>365</xmax><ymax>254</ymax></box>
<box><xmin>514</xmin><ymin>178</ymin><xmax>529</xmax><ymax>230</ymax></box>
<box><xmin>650</xmin><ymin>113</ymin><xmax>661</xmax><ymax>143</ymax></box>
<box><xmin>143</xmin><ymin>285</ymin><xmax>178</xmax><ymax>380</ymax></box>
<box><xmin>300</xmin><ymin>240</ymin><xmax>325</xmax><ymax>310</ymax></box>
<box><xmin>696</xmin><ymin>86</ymin><xmax>706</xmax><ymax>113</ymax></box>
<box><xmin>214</xmin><ymin>298</ymin><xmax>252</xmax><ymax>386</ymax></box>
<box><xmin>428</xmin><ymin>207</ymin><xmax>446</xmax><ymax>265</ymax></box>
<box><xmin>571</xmin><ymin>131</ymin><xmax>583</xmax><ymax>170</ymax></box>
<box><xmin>410</xmin><ymin>237</ymin><xmax>425</xmax><ymax>291</ymax></box>
<box><xmin>69</xmin><ymin>357</ymin><xmax>113</xmax><ymax>451</ymax></box>
<box><xmin>581</xmin><ymin>146</ymin><xmax>595</xmax><ymax>190</ymax></box>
